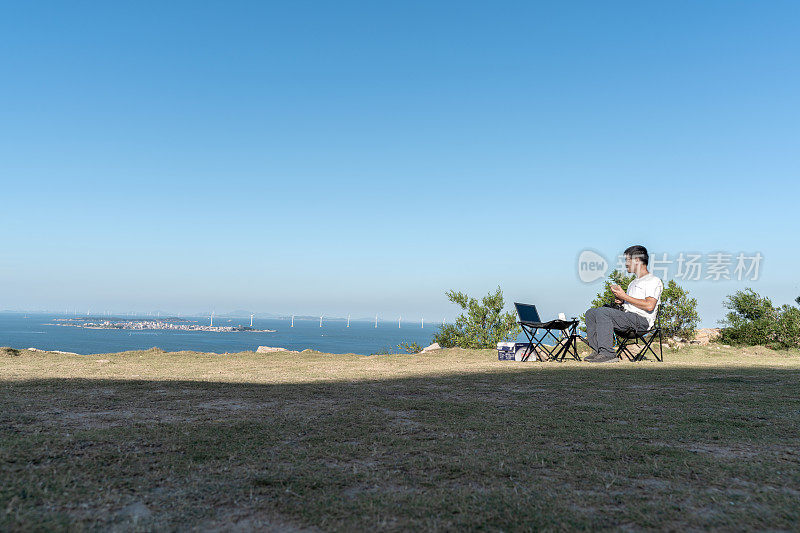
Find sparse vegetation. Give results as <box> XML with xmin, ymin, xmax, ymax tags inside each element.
<box><xmin>432</xmin><ymin>286</ymin><xmax>520</xmax><ymax>348</ymax></box>
<box><xmin>720</xmin><ymin>288</ymin><xmax>800</xmax><ymax>349</ymax></box>
<box><xmin>397</xmin><ymin>341</ymin><xmax>423</xmax><ymax>354</ymax></box>
<box><xmin>0</xmin><ymin>347</ymin><xmax>20</xmax><ymax>357</ymax></box>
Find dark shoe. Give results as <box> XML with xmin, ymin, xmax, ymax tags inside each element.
<box><xmin>584</xmin><ymin>351</ymin><xmax>600</xmax><ymax>361</ymax></box>
<box><xmin>587</xmin><ymin>352</ymin><xmax>618</xmax><ymax>363</ymax></box>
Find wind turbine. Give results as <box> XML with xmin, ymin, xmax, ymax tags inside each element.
<box><xmin>250</xmin><ymin>314</ymin><xmax>254</xmax><ymax>327</ymax></box>
<box><xmin>291</xmin><ymin>315</ymin><xmax>294</xmax><ymax>327</ymax></box>
<box><xmin>374</xmin><ymin>314</ymin><xmax>378</xmax><ymax>328</ymax></box>
<box><xmin>398</xmin><ymin>315</ymin><xmax>402</xmax><ymax>328</ymax></box>
<box><xmin>346</xmin><ymin>314</ymin><xmax>350</xmax><ymax>328</ymax></box>
<box><xmin>421</xmin><ymin>317</ymin><xmax>424</xmax><ymax>328</ymax></box>
<box><xmin>320</xmin><ymin>314</ymin><xmax>324</xmax><ymax>327</ymax></box>
<box><xmin>210</xmin><ymin>311</ymin><xmax>214</xmax><ymax>327</ymax></box>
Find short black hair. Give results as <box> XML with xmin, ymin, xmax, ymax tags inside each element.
<box><xmin>624</xmin><ymin>245</ymin><xmax>649</xmax><ymax>266</ymax></box>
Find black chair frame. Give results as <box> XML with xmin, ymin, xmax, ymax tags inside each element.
<box><xmin>614</xmin><ymin>306</ymin><xmax>663</xmax><ymax>362</ymax></box>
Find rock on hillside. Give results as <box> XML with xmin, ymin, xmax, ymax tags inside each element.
<box><xmin>419</xmin><ymin>343</ymin><xmax>441</xmax><ymax>354</ymax></box>
<box><xmin>256</xmin><ymin>346</ymin><xmax>295</xmax><ymax>353</ymax></box>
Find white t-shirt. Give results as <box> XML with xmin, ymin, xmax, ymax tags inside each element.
<box><xmin>623</xmin><ymin>273</ymin><xmax>664</xmax><ymax>329</ymax></box>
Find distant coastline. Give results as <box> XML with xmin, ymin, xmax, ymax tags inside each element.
<box><xmin>47</xmin><ymin>318</ymin><xmax>275</xmax><ymax>333</ymax></box>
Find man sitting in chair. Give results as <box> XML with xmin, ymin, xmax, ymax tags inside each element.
<box><xmin>585</xmin><ymin>245</ymin><xmax>663</xmax><ymax>363</ymax></box>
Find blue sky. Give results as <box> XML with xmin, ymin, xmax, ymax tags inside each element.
<box><xmin>1</xmin><ymin>1</ymin><xmax>798</xmax><ymax>325</ymax></box>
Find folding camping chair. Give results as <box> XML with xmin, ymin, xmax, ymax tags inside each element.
<box><xmin>514</xmin><ymin>302</ymin><xmax>581</xmax><ymax>362</ymax></box>
<box><xmin>614</xmin><ymin>305</ymin><xmax>663</xmax><ymax>361</ymax></box>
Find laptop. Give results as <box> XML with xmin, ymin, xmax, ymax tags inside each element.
<box><xmin>514</xmin><ymin>302</ymin><xmax>542</xmax><ymax>324</ymax></box>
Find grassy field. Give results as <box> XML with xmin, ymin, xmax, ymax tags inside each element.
<box><xmin>2</xmin><ymin>344</ymin><xmax>800</xmax><ymax>531</ymax></box>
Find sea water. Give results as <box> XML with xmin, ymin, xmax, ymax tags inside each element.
<box><xmin>0</xmin><ymin>313</ymin><xmax>441</xmax><ymax>356</ymax></box>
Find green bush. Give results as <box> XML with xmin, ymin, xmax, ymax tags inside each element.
<box><xmin>397</xmin><ymin>342</ymin><xmax>423</xmax><ymax>354</ymax></box>
<box><xmin>660</xmin><ymin>280</ymin><xmax>700</xmax><ymax>340</ymax></box>
<box><xmin>774</xmin><ymin>306</ymin><xmax>800</xmax><ymax>349</ymax></box>
<box><xmin>719</xmin><ymin>289</ymin><xmax>800</xmax><ymax>349</ymax></box>
<box><xmin>582</xmin><ymin>272</ymin><xmax>699</xmax><ymax>340</ymax></box>
<box><xmin>432</xmin><ymin>286</ymin><xmax>520</xmax><ymax>349</ymax></box>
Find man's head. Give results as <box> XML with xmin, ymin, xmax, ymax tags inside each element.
<box><xmin>624</xmin><ymin>245</ymin><xmax>649</xmax><ymax>275</ymax></box>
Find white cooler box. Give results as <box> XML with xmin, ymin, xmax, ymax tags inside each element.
<box><xmin>497</xmin><ymin>342</ymin><xmax>532</xmax><ymax>361</ymax></box>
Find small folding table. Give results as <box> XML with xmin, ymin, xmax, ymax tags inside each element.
<box><xmin>514</xmin><ymin>302</ymin><xmax>584</xmax><ymax>362</ymax></box>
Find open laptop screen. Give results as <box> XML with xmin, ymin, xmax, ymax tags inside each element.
<box><xmin>514</xmin><ymin>302</ymin><xmax>541</xmax><ymax>323</ymax></box>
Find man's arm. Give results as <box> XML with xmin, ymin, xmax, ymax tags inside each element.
<box><xmin>610</xmin><ymin>285</ymin><xmax>657</xmax><ymax>312</ymax></box>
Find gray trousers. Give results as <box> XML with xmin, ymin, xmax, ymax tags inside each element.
<box><xmin>585</xmin><ymin>307</ymin><xmax>649</xmax><ymax>356</ymax></box>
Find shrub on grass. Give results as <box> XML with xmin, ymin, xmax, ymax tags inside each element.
<box><xmin>719</xmin><ymin>288</ymin><xmax>800</xmax><ymax>349</ymax></box>
<box><xmin>659</xmin><ymin>279</ymin><xmax>700</xmax><ymax>340</ymax></box>
<box><xmin>774</xmin><ymin>306</ymin><xmax>800</xmax><ymax>349</ymax></box>
<box><xmin>432</xmin><ymin>286</ymin><xmax>520</xmax><ymax>349</ymax></box>
<box><xmin>397</xmin><ymin>342</ymin><xmax>423</xmax><ymax>354</ymax></box>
